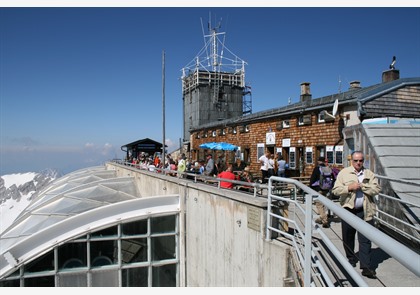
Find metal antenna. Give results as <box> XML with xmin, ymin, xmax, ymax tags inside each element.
<box><xmin>338</xmin><ymin>75</ymin><xmax>342</xmax><ymax>93</ymax></box>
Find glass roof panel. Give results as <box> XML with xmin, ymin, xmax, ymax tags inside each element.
<box><xmin>32</xmin><ymin>197</ymin><xmax>98</xmax><ymax>215</ymax></box>
<box><xmin>101</xmin><ymin>191</ymin><xmax>137</xmax><ymax>204</ymax></box>
<box><xmin>101</xmin><ymin>181</ymin><xmax>138</xmax><ymax>196</ymax></box>
<box><xmin>66</xmin><ymin>186</ymin><xmax>114</xmax><ymax>202</ymax></box>
<box><xmin>2</xmin><ymin>215</ymin><xmax>50</xmax><ymax>238</ymax></box>
<box><xmin>0</xmin><ymin>236</ymin><xmax>25</xmax><ymax>253</ymax></box>
<box><xmin>0</xmin><ymin>165</ymin><xmax>145</xmax><ymax>270</ymax></box>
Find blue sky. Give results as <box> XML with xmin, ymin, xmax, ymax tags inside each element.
<box><xmin>1</xmin><ymin>5</ymin><xmax>419</xmax><ymax>175</ymax></box>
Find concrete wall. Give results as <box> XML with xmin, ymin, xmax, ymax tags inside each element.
<box><xmin>106</xmin><ymin>162</ymin><xmax>292</xmax><ymax>286</ymax></box>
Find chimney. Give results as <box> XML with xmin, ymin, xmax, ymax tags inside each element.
<box><xmin>300</xmin><ymin>82</ymin><xmax>312</xmax><ymax>102</ymax></box>
<box><xmin>382</xmin><ymin>69</ymin><xmax>400</xmax><ymax>83</ymax></box>
<box><xmin>349</xmin><ymin>80</ymin><xmax>361</xmax><ymax>89</ymax></box>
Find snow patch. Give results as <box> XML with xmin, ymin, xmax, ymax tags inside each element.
<box><xmin>0</xmin><ymin>193</ymin><xmax>33</xmax><ymax>233</ymax></box>
<box><xmin>2</xmin><ymin>172</ymin><xmax>37</xmax><ymax>189</ymax></box>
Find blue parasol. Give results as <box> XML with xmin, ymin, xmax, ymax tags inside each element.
<box><xmin>199</xmin><ymin>142</ymin><xmax>238</xmax><ymax>151</ymax></box>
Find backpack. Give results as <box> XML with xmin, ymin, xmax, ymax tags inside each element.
<box><xmin>319</xmin><ymin>166</ymin><xmax>333</xmax><ymax>191</ymax></box>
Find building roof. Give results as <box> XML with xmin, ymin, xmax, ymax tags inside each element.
<box><xmin>0</xmin><ymin>166</ymin><xmax>179</xmax><ymax>279</ymax></box>
<box><xmin>357</xmin><ymin>77</ymin><xmax>420</xmax><ymax>103</ymax></box>
<box><xmin>190</xmin><ymin>77</ymin><xmax>420</xmax><ymax>131</ymax></box>
<box><xmin>121</xmin><ymin>137</ymin><xmax>164</xmax><ymax>151</ymax></box>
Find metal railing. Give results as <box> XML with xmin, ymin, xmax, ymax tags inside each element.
<box><xmin>113</xmin><ymin>159</ymin><xmax>270</xmax><ymax>197</ymax></box>
<box><xmin>265</xmin><ymin>176</ymin><xmax>420</xmax><ymax>287</ymax></box>
<box><xmin>374</xmin><ymin>175</ymin><xmax>420</xmax><ymax>245</ymax></box>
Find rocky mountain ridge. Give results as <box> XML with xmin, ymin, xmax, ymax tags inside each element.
<box><xmin>0</xmin><ymin>169</ymin><xmax>60</xmax><ymax>205</ymax></box>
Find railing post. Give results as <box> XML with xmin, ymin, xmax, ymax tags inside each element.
<box><xmin>266</xmin><ymin>179</ymin><xmax>273</xmax><ymax>241</ymax></box>
<box><xmin>304</xmin><ymin>193</ymin><xmax>314</xmax><ymax>286</ymax></box>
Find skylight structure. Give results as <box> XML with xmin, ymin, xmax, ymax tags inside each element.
<box><xmin>0</xmin><ymin>166</ymin><xmax>180</xmax><ymax>287</ymax></box>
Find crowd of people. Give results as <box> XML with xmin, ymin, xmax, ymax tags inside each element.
<box><xmin>125</xmin><ymin>151</ymin><xmax>260</xmax><ymax>192</ymax></box>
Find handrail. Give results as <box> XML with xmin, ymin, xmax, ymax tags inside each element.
<box><xmin>115</xmin><ymin>159</ymin><xmax>269</xmax><ymax>197</ymax></box>
<box><xmin>265</xmin><ymin>176</ymin><xmax>420</xmax><ymax>287</ymax></box>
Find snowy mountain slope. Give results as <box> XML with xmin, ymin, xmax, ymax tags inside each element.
<box><xmin>0</xmin><ymin>169</ymin><xmax>59</xmax><ymax>233</ymax></box>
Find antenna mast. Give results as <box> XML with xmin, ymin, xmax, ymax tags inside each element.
<box><xmin>182</xmin><ymin>18</ymin><xmax>247</xmax><ymax>83</ymax></box>
<box><xmin>338</xmin><ymin>75</ymin><xmax>342</xmax><ymax>93</ymax></box>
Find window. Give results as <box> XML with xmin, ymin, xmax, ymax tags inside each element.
<box><xmin>298</xmin><ymin>115</ymin><xmax>311</xmax><ymax>126</ymax></box>
<box><xmin>282</xmin><ymin>120</ymin><xmax>290</xmax><ymax>128</ymax></box>
<box><xmin>257</xmin><ymin>143</ymin><xmax>265</xmax><ymax>162</ymax></box>
<box><xmin>122</xmin><ymin>219</ymin><xmax>148</xmax><ymax>235</ymax></box>
<box><xmin>2</xmin><ymin>214</ymin><xmax>179</xmax><ymax>287</ymax></box>
<box><xmin>233</xmin><ymin>127</ymin><xmax>237</xmax><ymax>134</ymax></box>
<box><xmin>289</xmin><ymin>147</ymin><xmax>296</xmax><ymax>169</ymax></box>
<box><xmin>326</xmin><ymin>146</ymin><xmax>334</xmax><ymax>164</ymax></box>
<box><xmin>58</xmin><ymin>242</ymin><xmax>87</xmax><ymax>270</ymax></box>
<box><xmin>211</xmin><ymin>130</ymin><xmax>216</xmax><ymax>137</ymax></box>
<box><xmin>305</xmin><ymin>147</ymin><xmax>313</xmax><ymax>164</ymax></box>
<box><xmin>298</xmin><ymin>116</ymin><xmax>304</xmax><ymax>126</ymax></box>
<box><xmin>318</xmin><ymin>112</ymin><xmax>325</xmax><ymax>123</ymax></box>
<box><xmin>335</xmin><ymin>145</ymin><xmax>343</xmax><ymax>165</ymax></box>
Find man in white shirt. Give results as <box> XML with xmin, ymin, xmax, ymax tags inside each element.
<box><xmin>259</xmin><ymin>151</ymin><xmax>270</xmax><ymax>183</ymax></box>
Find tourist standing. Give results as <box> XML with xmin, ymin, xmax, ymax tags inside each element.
<box><xmin>177</xmin><ymin>154</ymin><xmax>186</xmax><ymax>178</ymax></box>
<box><xmin>204</xmin><ymin>154</ymin><xmax>215</xmax><ymax>176</ymax></box>
<box><xmin>259</xmin><ymin>151</ymin><xmax>270</xmax><ymax>183</ymax></box>
<box><xmin>310</xmin><ymin>156</ymin><xmax>334</xmax><ymax>228</ymax></box>
<box><xmin>277</xmin><ymin>154</ymin><xmax>287</xmax><ymax>177</ymax></box>
<box><xmin>332</xmin><ymin>151</ymin><xmax>380</xmax><ymax>279</ymax></box>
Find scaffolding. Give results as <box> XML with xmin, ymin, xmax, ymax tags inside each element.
<box><xmin>181</xmin><ymin>18</ymin><xmax>249</xmax><ymax>112</ymax></box>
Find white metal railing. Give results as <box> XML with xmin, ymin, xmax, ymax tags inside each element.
<box><xmin>374</xmin><ymin>175</ymin><xmax>420</xmax><ymax>244</ymax></box>
<box><xmin>265</xmin><ymin>176</ymin><xmax>420</xmax><ymax>287</ymax></box>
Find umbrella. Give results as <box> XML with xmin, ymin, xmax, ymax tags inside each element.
<box><xmin>199</xmin><ymin>142</ymin><xmax>238</xmax><ymax>151</ymax></box>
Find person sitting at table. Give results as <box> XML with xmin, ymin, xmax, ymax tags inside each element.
<box><xmin>198</xmin><ymin>159</ymin><xmax>205</xmax><ymax>174</ymax></box>
<box><xmin>240</xmin><ymin>166</ymin><xmax>254</xmax><ymax>182</ymax></box>
<box><xmin>239</xmin><ymin>166</ymin><xmax>254</xmax><ymax>192</ymax></box>
<box><xmin>190</xmin><ymin>161</ymin><xmax>202</xmax><ymax>174</ymax></box>
<box><xmin>218</xmin><ymin>165</ymin><xmax>236</xmax><ymax>189</ymax></box>
<box><xmin>232</xmin><ymin>158</ymin><xmax>246</xmax><ymax>174</ymax></box>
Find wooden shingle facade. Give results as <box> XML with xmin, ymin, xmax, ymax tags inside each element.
<box><xmin>187</xmin><ymin>70</ymin><xmax>420</xmax><ymax>179</ymax></box>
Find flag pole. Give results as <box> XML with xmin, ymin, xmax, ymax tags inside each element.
<box><xmin>162</xmin><ymin>50</ymin><xmax>166</xmax><ymax>171</ymax></box>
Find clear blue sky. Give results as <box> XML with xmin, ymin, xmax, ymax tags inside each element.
<box><xmin>1</xmin><ymin>5</ymin><xmax>419</xmax><ymax>175</ymax></box>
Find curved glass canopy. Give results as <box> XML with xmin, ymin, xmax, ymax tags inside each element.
<box><xmin>0</xmin><ymin>166</ymin><xmax>180</xmax><ymax>286</ymax></box>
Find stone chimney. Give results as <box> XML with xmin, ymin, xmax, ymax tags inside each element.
<box><xmin>382</xmin><ymin>69</ymin><xmax>400</xmax><ymax>83</ymax></box>
<box><xmin>300</xmin><ymin>82</ymin><xmax>312</xmax><ymax>102</ymax></box>
<box><xmin>349</xmin><ymin>80</ymin><xmax>361</xmax><ymax>89</ymax></box>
